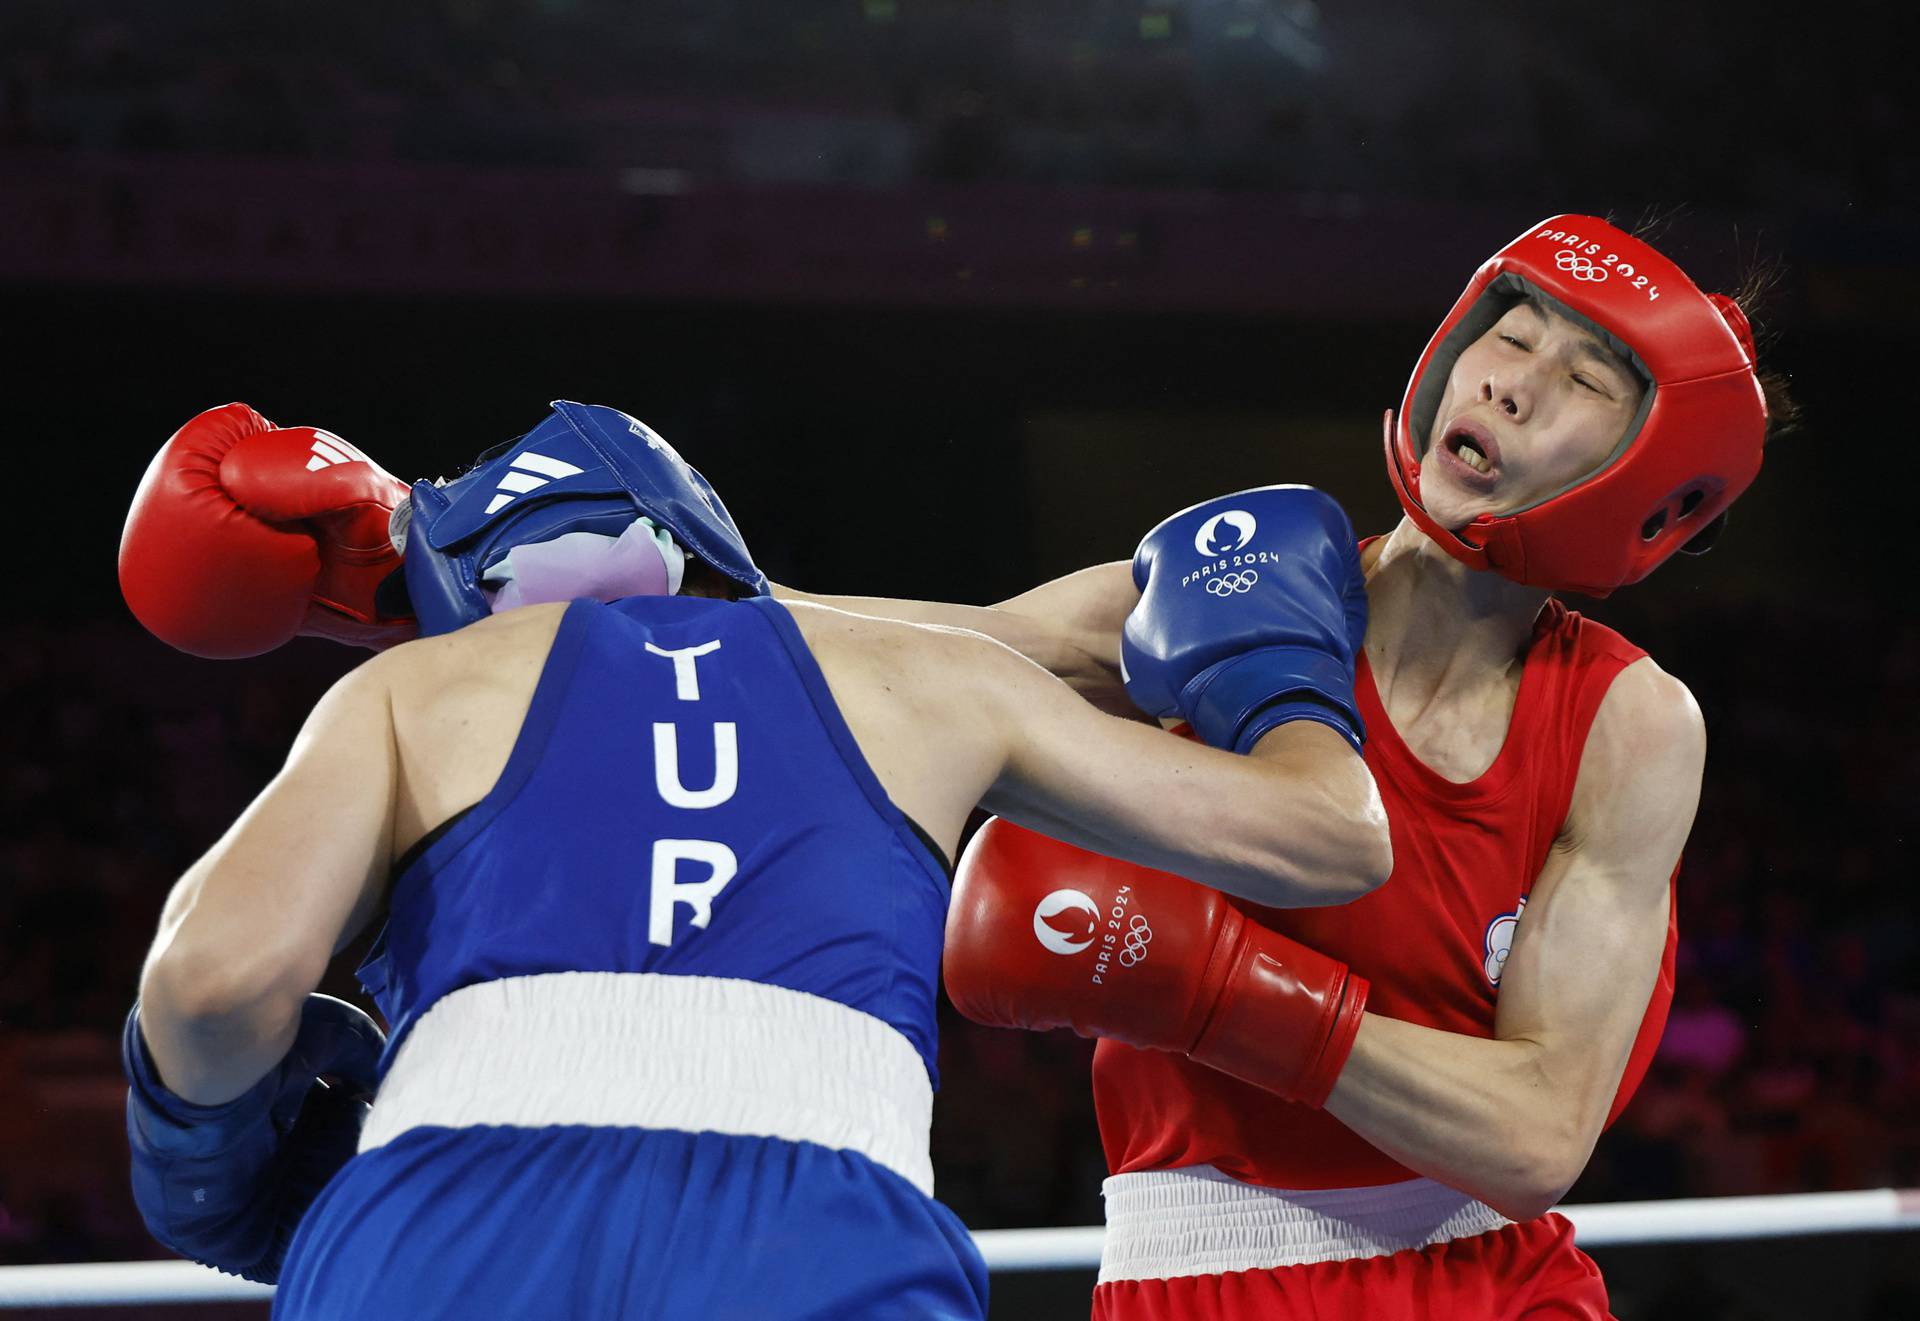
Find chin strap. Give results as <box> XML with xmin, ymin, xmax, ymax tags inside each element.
<box><xmin>1381</xmin><ymin>408</ymin><xmax>1498</xmax><ymax>574</ymax></box>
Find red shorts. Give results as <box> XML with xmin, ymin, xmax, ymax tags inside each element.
<box><xmin>1092</xmin><ymin>1214</ymin><xmax>1612</xmax><ymax>1321</ymax></box>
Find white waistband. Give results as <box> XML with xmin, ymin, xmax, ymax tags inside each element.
<box><xmin>359</xmin><ymin>971</ymin><xmax>936</xmax><ymax>1197</ymax></box>
<box><xmin>1098</xmin><ymin>1166</ymin><xmax>1512</xmax><ymax>1281</ymax></box>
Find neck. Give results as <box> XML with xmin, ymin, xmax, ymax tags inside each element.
<box><xmin>1363</xmin><ymin>517</ymin><xmax>1552</xmax><ymax>701</ymax></box>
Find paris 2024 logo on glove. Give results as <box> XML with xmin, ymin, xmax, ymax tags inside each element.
<box><xmin>1033</xmin><ymin>888</ymin><xmax>1152</xmax><ymax>984</ymax></box>
<box><xmin>1033</xmin><ymin>890</ymin><xmax>1099</xmax><ymax>954</ymax></box>
<box><xmin>1193</xmin><ymin>510</ymin><xmax>1256</xmax><ymax>558</ymax></box>
<box><xmin>1180</xmin><ymin>508</ymin><xmax>1281</xmax><ymax>594</ymax></box>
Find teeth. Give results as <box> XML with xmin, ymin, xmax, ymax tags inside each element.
<box><xmin>1457</xmin><ymin>442</ymin><xmax>1489</xmax><ymax>473</ymax></box>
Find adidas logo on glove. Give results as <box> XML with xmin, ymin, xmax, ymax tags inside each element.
<box><xmin>304</xmin><ymin>432</ymin><xmax>377</xmax><ymax>472</ymax></box>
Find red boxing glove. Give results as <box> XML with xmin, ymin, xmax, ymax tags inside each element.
<box><xmin>119</xmin><ymin>404</ymin><xmax>417</xmax><ymax>658</ymax></box>
<box><xmin>946</xmin><ymin>817</ymin><xmax>1369</xmax><ymax>1107</ymax></box>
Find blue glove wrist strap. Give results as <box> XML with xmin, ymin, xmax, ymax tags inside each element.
<box><xmin>123</xmin><ymin>1007</ymin><xmax>280</xmax><ymax>1157</ymax></box>
<box><xmin>123</xmin><ymin>1005</ymin><xmax>285</xmax><ymax>1279</ymax></box>
<box><xmin>1238</xmin><ymin>700</ymin><xmax>1366</xmax><ymax>756</ymax></box>
<box><xmin>1185</xmin><ymin>646</ymin><xmax>1365</xmax><ymax>754</ymax></box>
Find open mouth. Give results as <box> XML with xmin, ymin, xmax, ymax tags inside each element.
<box><xmin>1439</xmin><ymin>421</ymin><xmax>1502</xmax><ymax>486</ymax></box>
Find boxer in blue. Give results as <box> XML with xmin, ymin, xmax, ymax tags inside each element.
<box><xmin>120</xmin><ymin>401</ymin><xmax>1391</xmax><ymax>1318</ymax></box>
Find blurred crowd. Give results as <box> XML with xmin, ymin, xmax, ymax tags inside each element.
<box><xmin>2</xmin><ymin>586</ymin><xmax>1915</xmax><ymax>1260</ymax></box>
<box><xmin>0</xmin><ymin>0</ymin><xmax>1909</xmax><ymax>211</ymax></box>
<box><xmin>1</xmin><ymin>0</ymin><xmax>1912</xmax><ymax>1280</ymax></box>
<box><xmin>1564</xmin><ymin>593</ymin><xmax>1920</xmax><ymax>1208</ymax></box>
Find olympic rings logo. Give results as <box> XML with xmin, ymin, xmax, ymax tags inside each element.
<box><xmin>1555</xmin><ymin>250</ymin><xmax>1609</xmax><ymax>282</ymax></box>
<box><xmin>1118</xmin><ymin>914</ymin><xmax>1153</xmax><ymax>967</ymax></box>
<box><xmin>1206</xmin><ymin>570</ymin><xmax>1258</xmax><ymax>596</ymax></box>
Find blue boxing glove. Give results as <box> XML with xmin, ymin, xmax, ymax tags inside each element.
<box><xmin>124</xmin><ymin>994</ymin><xmax>386</xmax><ymax>1283</ymax></box>
<box><xmin>1122</xmin><ymin>485</ymin><xmax>1368</xmax><ymax>753</ymax></box>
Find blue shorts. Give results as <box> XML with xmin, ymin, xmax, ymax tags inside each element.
<box><xmin>274</xmin><ymin>1126</ymin><xmax>988</xmax><ymax>1320</ymax></box>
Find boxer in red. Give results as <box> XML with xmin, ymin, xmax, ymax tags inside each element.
<box><xmin>788</xmin><ymin>215</ymin><xmax>1792</xmax><ymax>1317</ymax></box>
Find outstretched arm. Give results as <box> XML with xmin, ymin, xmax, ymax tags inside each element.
<box><xmin>787</xmin><ymin>553</ymin><xmax>1393</xmax><ymax>1111</ymax></box>
<box><xmin>939</xmin><ymin>484</ymin><xmax>1386</xmax><ymax>903</ymax></box>
<box><xmin>934</xmin><ymin>491</ymin><xmax>1391</xmax><ymax>1104</ymax></box>
<box><xmin>1323</xmin><ymin>659</ymin><xmax>1702</xmax><ymax>1221</ymax></box>
<box><xmin>956</xmin><ymin>625</ymin><xmax>1390</xmax><ymax>908</ymax></box>
<box><xmin>776</xmin><ymin>561</ymin><xmax>1137</xmax><ymax>710</ymax></box>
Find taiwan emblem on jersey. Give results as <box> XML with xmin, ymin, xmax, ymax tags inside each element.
<box><xmin>1483</xmin><ymin>897</ymin><xmax>1527</xmax><ymax>986</ymax></box>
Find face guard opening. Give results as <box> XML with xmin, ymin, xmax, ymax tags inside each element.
<box><xmin>1405</xmin><ymin>274</ymin><xmax>1658</xmax><ymax>519</ymax></box>
<box><xmin>1385</xmin><ymin>215</ymin><xmax>1767</xmax><ymax>598</ymax></box>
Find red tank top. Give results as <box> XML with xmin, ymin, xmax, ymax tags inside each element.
<box><xmin>1093</xmin><ymin>597</ymin><xmax>1680</xmax><ymax>1189</ymax></box>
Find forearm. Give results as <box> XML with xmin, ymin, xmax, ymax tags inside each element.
<box><xmin>986</xmin><ymin>683</ymin><xmax>1382</xmax><ymax>908</ymax></box>
<box><xmin>1324</xmin><ymin>1014</ymin><xmax>1591</xmax><ymax>1222</ymax></box>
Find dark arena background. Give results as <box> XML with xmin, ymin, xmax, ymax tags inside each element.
<box><xmin>2</xmin><ymin>1</ymin><xmax>1916</xmax><ymax>1317</ymax></box>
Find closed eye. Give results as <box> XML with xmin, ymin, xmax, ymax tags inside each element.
<box><xmin>1499</xmin><ymin>334</ymin><xmax>1531</xmax><ymax>350</ymax></box>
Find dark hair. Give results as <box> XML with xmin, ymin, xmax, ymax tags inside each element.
<box><xmin>1618</xmin><ymin>208</ymin><xmax>1800</xmax><ymax>556</ymax></box>
<box><xmin>1620</xmin><ymin>206</ymin><xmax>1801</xmax><ymax>447</ymax></box>
<box><xmin>1728</xmin><ymin>257</ymin><xmax>1802</xmax><ymax>447</ymax></box>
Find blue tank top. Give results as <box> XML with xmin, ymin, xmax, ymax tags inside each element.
<box><xmin>356</xmin><ymin>595</ymin><xmax>953</xmax><ymax>1082</ymax></box>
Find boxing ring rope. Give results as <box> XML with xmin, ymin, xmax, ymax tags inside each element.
<box><xmin>0</xmin><ymin>1189</ymin><xmax>1915</xmax><ymax>1309</ymax></box>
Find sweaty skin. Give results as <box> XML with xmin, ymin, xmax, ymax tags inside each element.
<box><xmin>136</xmin><ymin>598</ymin><xmax>1389</xmax><ymax>1106</ymax></box>
<box><xmin>778</xmin><ymin>311</ymin><xmax>1703</xmax><ymax>1220</ymax></box>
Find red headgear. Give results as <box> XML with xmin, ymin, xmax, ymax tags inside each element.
<box><xmin>1385</xmin><ymin>215</ymin><xmax>1767</xmax><ymax>597</ymax></box>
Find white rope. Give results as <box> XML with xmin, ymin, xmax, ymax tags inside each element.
<box><xmin>1561</xmin><ymin>1186</ymin><xmax>1920</xmax><ymax>1248</ymax></box>
<box><xmin>1</xmin><ymin>1189</ymin><xmax>1915</xmax><ymax>1306</ymax></box>
<box><xmin>0</xmin><ymin>1261</ymin><xmax>270</xmax><ymax>1308</ymax></box>
<box><xmin>966</xmin><ymin>1187</ymin><xmax>1920</xmax><ymax>1271</ymax></box>
<box><xmin>975</xmin><ymin>1225</ymin><xmax>1108</xmax><ymax>1272</ymax></box>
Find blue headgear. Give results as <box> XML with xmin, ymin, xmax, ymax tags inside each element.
<box><xmin>396</xmin><ymin>401</ymin><xmax>765</xmax><ymax>636</ymax></box>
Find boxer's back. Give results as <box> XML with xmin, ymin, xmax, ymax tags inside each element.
<box><xmin>275</xmin><ymin>594</ymin><xmax>989</xmax><ymax>1321</ymax></box>
<box><xmin>360</xmin><ymin>593</ymin><xmax>954</xmax><ymax>1074</ymax></box>
<box><xmin>381</xmin><ymin>596</ymin><xmax>1002</xmax><ymax>894</ymax></box>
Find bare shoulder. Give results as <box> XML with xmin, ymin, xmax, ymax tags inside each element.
<box><xmin>1567</xmin><ymin>655</ymin><xmax>1707</xmax><ymax>847</ymax></box>
<box><xmin>775</xmin><ymin>601</ymin><xmax>1021</xmax><ymax>859</ymax></box>
<box><xmin>1588</xmin><ymin>655</ymin><xmax>1706</xmax><ymax>770</ymax></box>
<box><xmin>373</xmin><ymin>602</ymin><xmax>569</xmax><ymax>708</ymax></box>
<box><xmin>364</xmin><ymin>604</ymin><xmax>571</xmax><ymax>839</ymax></box>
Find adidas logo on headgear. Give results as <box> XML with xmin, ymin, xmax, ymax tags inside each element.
<box><xmin>483</xmin><ymin>450</ymin><xmax>587</xmax><ymax>515</ymax></box>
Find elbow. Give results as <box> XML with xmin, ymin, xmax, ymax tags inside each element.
<box><xmin>1298</xmin><ymin>793</ymin><xmax>1394</xmax><ymax>908</ymax></box>
<box><xmin>1237</xmin><ymin>835</ymin><xmax>1388</xmax><ymax>908</ymax></box>
<box><xmin>1346</xmin><ymin>811</ymin><xmax>1394</xmax><ymax>900</ymax></box>
<box><xmin>1226</xmin><ymin>741</ymin><xmax>1393</xmax><ymax>908</ymax></box>
<box><xmin>1300</xmin><ymin>845</ymin><xmax>1390</xmax><ymax>908</ymax></box>
<box><xmin>1297</xmin><ymin>752</ymin><xmax>1394</xmax><ymax>906</ymax></box>
<box><xmin>1348</xmin><ymin>769</ymin><xmax>1394</xmax><ymax>895</ymax></box>
<box><xmin>1487</xmin><ymin>1179</ymin><xmax>1573</xmax><ymax>1227</ymax></box>
<box><xmin>1483</xmin><ymin>1127</ymin><xmax>1588</xmax><ymax>1224</ymax></box>
<box><xmin>142</xmin><ymin>941</ymin><xmax>315</xmax><ymax>1034</ymax></box>
<box><xmin>1485</xmin><ymin>1182</ymin><xmax>1565</xmax><ymax>1226</ymax></box>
